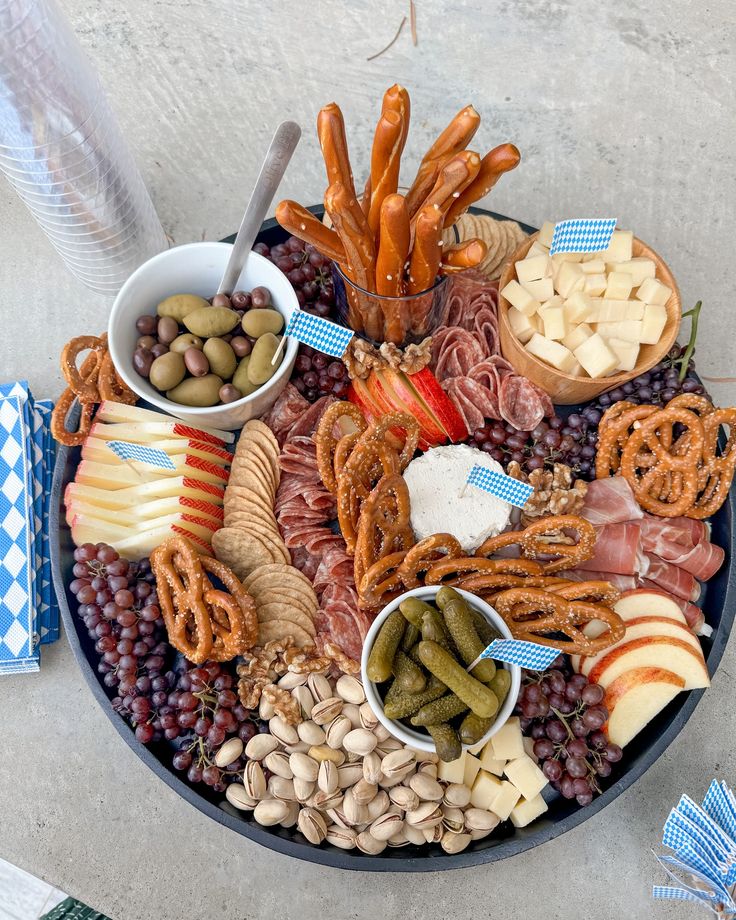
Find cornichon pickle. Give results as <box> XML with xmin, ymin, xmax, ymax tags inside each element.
<box><xmin>459</xmin><ymin>712</ymin><xmax>494</xmax><ymax>746</ymax></box>
<box><xmin>401</xmin><ymin>622</ymin><xmax>421</xmax><ymax>652</ymax></box>
<box><xmin>421</xmin><ymin>609</ymin><xmax>454</xmax><ymax>650</ymax></box>
<box><xmin>488</xmin><ymin>668</ymin><xmax>511</xmax><ymax>707</ymax></box>
<box><xmin>471</xmin><ymin>608</ymin><xmax>502</xmax><ymax>646</ymax></box>
<box><xmin>392</xmin><ymin>650</ymin><xmax>427</xmax><ymax>694</ymax></box>
<box><xmin>417</xmin><ymin>640</ymin><xmax>498</xmax><ymax>719</ymax></box>
<box><xmin>427</xmin><ymin>723</ymin><xmax>462</xmax><ymax>763</ymax></box>
<box><xmin>399</xmin><ymin>597</ymin><xmax>437</xmax><ymax>628</ymax></box>
<box><xmin>383</xmin><ymin>678</ymin><xmax>404</xmax><ymax>708</ymax></box>
<box><xmin>410</xmin><ymin>693</ymin><xmax>468</xmax><ymax>727</ymax></box>
<box><xmin>382</xmin><ymin>676</ymin><xmax>446</xmax><ymax>721</ymax></box>
<box><xmin>366</xmin><ymin>610</ymin><xmax>406</xmax><ymax>683</ymax></box>
<box><xmin>436</xmin><ymin>587</ymin><xmax>495</xmax><ymax>682</ymax></box>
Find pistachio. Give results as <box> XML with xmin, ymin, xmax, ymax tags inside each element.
<box><xmin>289</xmin><ymin>752</ymin><xmax>319</xmax><ymax>782</ymax></box>
<box><xmin>412</xmin><ymin>749</ymin><xmax>440</xmax><ymax>764</ymax></box>
<box><xmin>373</xmin><ymin>722</ymin><xmax>391</xmax><ymax>742</ymax></box>
<box><xmin>362</xmin><ymin>752</ymin><xmax>383</xmax><ymax>786</ymax></box>
<box><xmin>283</xmin><ymin>741</ymin><xmax>310</xmax><ymax>755</ymax></box>
<box><xmin>365</xmin><ymin>790</ymin><xmax>390</xmax><ymax>822</ymax></box>
<box><xmin>293</xmin><ymin>776</ymin><xmax>316</xmax><ymax>803</ymax></box>
<box><xmin>225</xmin><ymin>783</ymin><xmax>258</xmax><ymax>811</ymax></box>
<box><xmin>469</xmin><ymin>827</ymin><xmax>494</xmax><ymax>841</ymax></box>
<box><xmin>369</xmin><ymin>812</ymin><xmax>404</xmax><ymax>841</ymax></box>
<box><xmin>423</xmin><ymin>825</ymin><xmax>444</xmax><ymax>844</ymax></box>
<box><xmin>337</xmin><ymin>763</ymin><xmax>364</xmax><ymax>788</ymax></box>
<box><xmin>264</xmin><ymin>750</ymin><xmax>293</xmax><ymax>779</ymax></box>
<box><xmin>357</xmin><ymin>831</ymin><xmax>387</xmax><ymax>855</ymax></box>
<box><xmin>359</xmin><ymin>702</ymin><xmax>379</xmax><ymax>731</ymax></box>
<box><xmin>443</xmin><ymin>783</ymin><xmax>472</xmax><ymax>809</ymax></box>
<box><xmin>292</xmin><ymin>685</ymin><xmax>314</xmax><ymax>719</ymax></box>
<box><xmin>311</xmin><ymin>697</ymin><xmax>344</xmax><ymax>726</ymax></box>
<box><xmin>298</xmin><ymin>807</ymin><xmax>327</xmax><ymax>845</ymax></box>
<box><xmin>388</xmin><ymin>786</ymin><xmax>420</xmax><ymax>812</ymax></box>
<box><xmin>280</xmin><ymin>800</ymin><xmax>300</xmax><ymax>828</ymax></box>
<box><xmin>269</xmin><ymin>715</ymin><xmax>299</xmax><ymax>746</ymax></box>
<box><xmin>463</xmin><ymin>808</ymin><xmax>501</xmax><ymax>833</ymax></box>
<box><xmin>341</xmin><ymin>703</ymin><xmax>362</xmax><ymax>728</ymax></box>
<box><xmin>417</xmin><ymin>762</ymin><xmax>438</xmax><ymax>780</ymax></box>
<box><xmin>277</xmin><ymin>671</ymin><xmax>308</xmax><ymax>690</ymax></box>
<box><xmin>325</xmin><ymin>807</ymin><xmax>350</xmax><ymax>829</ymax></box>
<box><xmin>440</xmin><ymin>805</ymin><xmax>465</xmax><ymax>834</ymax></box>
<box><xmin>379</xmin><ymin>772</ymin><xmax>409</xmax><ymax>790</ymax></box>
<box><xmin>441</xmin><ymin>831</ymin><xmax>472</xmax><ymax>854</ymax></box>
<box><xmin>308</xmin><ymin>744</ymin><xmax>345</xmax><ymax>765</ymax></box>
<box><xmin>297</xmin><ymin>720</ymin><xmax>326</xmax><ymax>746</ymax></box>
<box><xmin>307</xmin><ymin>673</ymin><xmax>332</xmax><ymax>702</ymax></box>
<box><xmin>243</xmin><ymin>761</ymin><xmax>266</xmax><ymax>800</ymax></box>
<box><xmin>387</xmin><ymin>828</ymin><xmax>411</xmax><ymax>847</ymax></box>
<box><xmin>377</xmin><ymin>736</ymin><xmax>403</xmax><ymax>753</ymax></box>
<box><xmin>313</xmin><ymin>789</ymin><xmax>344</xmax><ymax>811</ymax></box>
<box><xmin>381</xmin><ymin>749</ymin><xmax>416</xmax><ymax>778</ymax></box>
<box><xmin>405</xmin><ymin>825</ymin><xmax>428</xmax><ymax>846</ymax></box>
<box><xmin>253</xmin><ymin>799</ymin><xmax>290</xmax><ymax>826</ymax></box>
<box><xmin>352</xmin><ymin>778</ymin><xmax>378</xmax><ymax>806</ymax></box>
<box><xmin>268</xmin><ymin>775</ymin><xmax>297</xmax><ymax>801</ymax></box>
<box><xmin>324</xmin><ymin>714</ymin><xmax>352</xmax><ymax>750</ymax></box>
<box><xmin>325</xmin><ymin>826</ymin><xmax>357</xmax><ymax>850</ymax></box>
<box><xmin>259</xmin><ymin>695</ymin><xmax>276</xmax><ymax>720</ymax></box>
<box><xmin>318</xmin><ymin>760</ymin><xmax>339</xmax><ymax>794</ymax></box>
<box><xmin>409</xmin><ymin>773</ymin><xmax>444</xmax><ymax>802</ymax></box>
<box><xmin>335</xmin><ymin>674</ymin><xmax>366</xmax><ymax>705</ymax></box>
<box><xmin>405</xmin><ymin>801</ymin><xmax>443</xmax><ymax>829</ymax></box>
<box><xmin>343</xmin><ymin>728</ymin><xmax>378</xmax><ymax>756</ymax></box>
<box><xmin>244</xmin><ymin>734</ymin><xmax>279</xmax><ymax>762</ymax></box>
<box><xmin>343</xmin><ymin>788</ymin><xmax>369</xmax><ymax>826</ymax></box>
<box><xmin>213</xmin><ymin>737</ymin><xmax>244</xmax><ymax>768</ymax></box>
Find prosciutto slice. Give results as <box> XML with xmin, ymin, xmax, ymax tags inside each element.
<box><xmin>644</xmin><ymin>554</ymin><xmax>700</xmax><ymax>602</ymax></box>
<box><xmin>640</xmin><ymin>515</ymin><xmax>723</xmax><ymax>580</ymax></box>
<box><xmin>576</xmin><ymin>522</ymin><xmax>645</xmax><ymax>576</ymax></box>
<box><xmin>580</xmin><ymin>478</ymin><xmax>643</xmax><ymax>525</ymax></box>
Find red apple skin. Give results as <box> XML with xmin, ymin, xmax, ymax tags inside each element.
<box><xmin>577</xmin><ymin>616</ymin><xmax>700</xmax><ymax>671</ymax></box>
<box><xmin>374</xmin><ymin>369</ymin><xmax>447</xmax><ymax>448</ymax></box>
<box><xmin>405</xmin><ymin>367</ymin><xmax>468</xmax><ymax>442</ymax></box>
<box><xmin>586</xmin><ymin>635</ymin><xmax>708</xmax><ymax>687</ymax></box>
<box><xmin>616</xmin><ymin>589</ymin><xmax>684</xmax><ymax>618</ymax></box>
<box><xmin>603</xmin><ymin>666</ymin><xmax>685</xmax><ymax>712</ymax></box>
<box><xmin>347</xmin><ymin>379</ymin><xmax>381</xmax><ymax>422</ymax></box>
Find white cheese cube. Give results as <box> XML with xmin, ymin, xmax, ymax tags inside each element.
<box><xmin>601</xmin><ymin>229</ymin><xmax>633</xmax><ymax>263</ymax></box>
<box><xmin>541</xmin><ymin>294</ymin><xmax>564</xmax><ymax>309</ymax></box>
<box><xmin>580</xmin><ymin>259</ymin><xmax>606</xmax><ymax>275</ymax></box>
<box><xmin>636</xmin><ymin>277</ymin><xmax>672</xmax><ymax>305</ymax></box>
<box><xmin>592</xmin><ymin>299</ymin><xmax>631</xmax><ymax>323</ymax></box>
<box><xmin>490</xmin><ymin>781</ymin><xmax>522</xmax><ymax>821</ymax></box>
<box><xmin>522</xmin><ymin>277</ymin><xmax>555</xmax><ymax>302</ymax></box>
<box><xmin>551</xmin><ymin>251</ymin><xmax>582</xmax><ymax>265</ymax></box>
<box><xmin>607</xmin><ymin>336</ymin><xmax>640</xmax><ymax>372</ymax></box>
<box><xmin>573</xmin><ymin>333</ymin><xmax>619</xmax><ymax>378</ymax></box>
<box><xmin>525</xmin><ymin>334</ymin><xmax>578</xmax><ymax>374</ymax></box>
<box><xmin>581</xmin><ymin>251</ymin><xmax>605</xmax><ymax>262</ymax></box>
<box><xmin>563</xmin><ymin>291</ymin><xmax>591</xmax><ymax>323</ymax></box>
<box><xmin>537</xmin><ymin>221</ymin><xmax>556</xmax><ymax>247</ymax></box>
<box><xmin>624</xmin><ymin>301</ymin><xmax>645</xmax><ymax>320</ymax></box>
<box><xmin>568</xmin><ymin>358</ymin><xmax>585</xmax><ymax>376</ymax></box>
<box><xmin>504</xmin><ymin>755</ymin><xmax>548</xmax><ymax>801</ymax></box>
<box><xmin>478</xmin><ymin>742</ymin><xmax>506</xmax><ymax>776</ymax></box>
<box><xmin>539</xmin><ymin>305</ymin><xmax>567</xmax><ymax>340</ymax></box>
<box><xmin>470</xmin><ymin>771</ymin><xmax>502</xmax><ymax>809</ymax></box>
<box><xmin>490</xmin><ymin>717</ymin><xmax>525</xmax><ymax>761</ymax></box>
<box><xmin>516</xmin><ymin>255</ymin><xmax>551</xmax><ymax>285</ymax></box>
<box><xmin>562</xmin><ymin>323</ymin><xmax>593</xmax><ymax>352</ymax></box>
<box><xmin>437</xmin><ymin>755</ymin><xmax>466</xmax><ymax>785</ymax></box>
<box><xmin>595</xmin><ymin>320</ymin><xmax>643</xmax><ymax>344</ymax></box>
<box><xmin>605</xmin><ymin>271</ymin><xmax>634</xmax><ymax>300</ymax></box>
<box><xmin>510</xmin><ymin>794</ymin><xmax>549</xmax><ymax>828</ymax></box>
<box><xmin>522</xmin><ymin>736</ymin><xmax>538</xmax><ymax>763</ymax></box>
<box><xmin>527</xmin><ymin>240</ymin><xmax>550</xmax><ymax>258</ymax></box>
<box><xmin>463</xmin><ymin>753</ymin><xmax>482</xmax><ymax>789</ymax></box>
<box><xmin>554</xmin><ymin>262</ymin><xmax>585</xmax><ymax>298</ymax></box>
<box><xmin>508</xmin><ymin>307</ymin><xmax>538</xmax><ymax>344</ymax></box>
<box><xmin>501</xmin><ymin>280</ymin><xmax>540</xmax><ymax>316</ymax></box>
<box><xmin>609</xmin><ymin>258</ymin><xmax>656</xmax><ymax>287</ymax></box>
<box><xmin>640</xmin><ymin>303</ymin><xmax>668</xmax><ymax>344</ymax></box>
<box><xmin>583</xmin><ymin>273</ymin><xmax>607</xmax><ymax>296</ymax></box>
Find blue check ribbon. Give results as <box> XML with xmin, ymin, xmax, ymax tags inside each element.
<box><xmin>477</xmin><ymin>638</ymin><xmax>560</xmax><ymax>670</ymax></box>
<box><xmin>107</xmin><ymin>441</ymin><xmax>175</xmax><ymax>469</ymax></box>
<box><xmin>466</xmin><ymin>465</ymin><xmax>533</xmax><ymax>508</ymax></box>
<box><xmin>283</xmin><ymin>310</ymin><xmax>354</xmax><ymax>358</ymax></box>
<box><xmin>549</xmin><ymin>218</ymin><xmax>617</xmax><ymax>255</ymax></box>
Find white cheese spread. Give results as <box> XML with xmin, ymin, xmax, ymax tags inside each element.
<box><xmin>403</xmin><ymin>444</ymin><xmax>512</xmax><ymax>553</ymax></box>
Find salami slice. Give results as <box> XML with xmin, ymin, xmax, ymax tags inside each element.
<box><xmin>498</xmin><ymin>374</ymin><xmax>550</xmax><ymax>431</ymax></box>
<box><xmin>262</xmin><ymin>384</ymin><xmax>310</xmax><ymax>445</ymax></box>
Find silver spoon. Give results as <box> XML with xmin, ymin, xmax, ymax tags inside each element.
<box><xmin>217</xmin><ymin>120</ymin><xmax>301</xmax><ymax>295</ymax></box>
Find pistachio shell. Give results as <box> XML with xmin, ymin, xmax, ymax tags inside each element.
<box><xmin>243</xmin><ymin>761</ymin><xmax>266</xmax><ymax>800</ymax></box>
<box><xmin>213</xmin><ymin>736</ymin><xmax>244</xmax><ymax>768</ymax></box>
<box><xmin>297</xmin><ymin>720</ymin><xmax>326</xmax><ymax>746</ymax></box>
<box><xmin>289</xmin><ymin>752</ymin><xmax>319</xmax><ymax>782</ymax></box>
<box><xmin>335</xmin><ymin>675</ymin><xmax>366</xmax><ymax>705</ymax></box>
<box><xmin>264</xmin><ymin>750</ymin><xmax>293</xmax><ymax>779</ymax></box>
<box><xmin>369</xmin><ymin>812</ymin><xmax>404</xmax><ymax>841</ymax></box>
<box><xmin>225</xmin><ymin>784</ymin><xmax>258</xmax><ymax>810</ymax></box>
<box><xmin>343</xmin><ymin>728</ymin><xmax>378</xmax><ymax>756</ymax></box>
<box><xmin>298</xmin><ymin>807</ymin><xmax>327</xmax><ymax>845</ymax></box>
<box><xmin>307</xmin><ymin>673</ymin><xmax>333</xmax><ymax>702</ymax></box>
<box><xmin>441</xmin><ymin>831</ymin><xmax>472</xmax><ymax>854</ymax></box>
<box><xmin>253</xmin><ymin>799</ymin><xmax>290</xmax><ymax>826</ymax></box>
<box><xmin>244</xmin><ymin>734</ymin><xmax>279</xmax><ymax>761</ymax></box>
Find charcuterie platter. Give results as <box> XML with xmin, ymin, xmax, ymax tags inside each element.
<box><xmin>51</xmin><ymin>84</ymin><xmax>735</xmax><ymax>870</ymax></box>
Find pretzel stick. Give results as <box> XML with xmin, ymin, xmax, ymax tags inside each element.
<box><xmin>360</xmin><ymin>175</ymin><xmax>372</xmax><ymax>215</ymax></box>
<box><xmin>367</xmin><ymin>108</ymin><xmax>404</xmax><ymax>239</ymax></box>
<box><xmin>275</xmin><ymin>200</ymin><xmax>346</xmax><ymax>263</ymax></box>
<box><xmin>407</xmin><ymin>204</ymin><xmax>443</xmax><ymax>296</ymax></box>
<box><xmin>412</xmin><ymin>150</ymin><xmax>481</xmax><ymax>225</ymax></box>
<box><xmin>382</xmin><ymin>83</ymin><xmax>411</xmax><ymax>154</ymax></box>
<box><xmin>317</xmin><ymin>102</ymin><xmax>356</xmax><ymax>196</ymax></box>
<box><xmin>440</xmin><ymin>238</ymin><xmax>488</xmax><ymax>273</ymax></box>
<box><xmin>445</xmin><ymin>143</ymin><xmax>521</xmax><ymax>225</ymax></box>
<box><xmin>404</xmin><ymin>105</ymin><xmax>480</xmax><ymax>217</ymax></box>
<box><xmin>376</xmin><ymin>194</ymin><xmax>411</xmax><ymax>343</ymax></box>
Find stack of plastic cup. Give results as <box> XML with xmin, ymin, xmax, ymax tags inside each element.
<box><xmin>0</xmin><ymin>0</ymin><xmax>168</xmax><ymax>295</ymax></box>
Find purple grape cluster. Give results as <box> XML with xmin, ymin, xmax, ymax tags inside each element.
<box><xmin>515</xmin><ymin>656</ymin><xmax>623</xmax><ymax>806</ymax></box>
<box><xmin>255</xmin><ymin>236</ymin><xmax>335</xmax><ymax>317</ymax></box>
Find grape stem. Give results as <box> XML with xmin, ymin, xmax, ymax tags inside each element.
<box><xmin>676</xmin><ymin>300</ymin><xmax>702</xmax><ymax>382</ymax></box>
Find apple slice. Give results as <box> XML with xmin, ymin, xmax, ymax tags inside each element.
<box><xmin>375</xmin><ymin>368</ymin><xmax>447</xmax><ymax>448</ymax></box>
<box><xmin>603</xmin><ymin>667</ymin><xmax>686</xmax><ymax>747</ymax></box>
<box><xmin>66</xmin><ymin>494</ymin><xmax>224</xmax><ymax>527</ymax></box>
<box><xmin>65</xmin><ymin>477</ymin><xmax>225</xmax><ymax>510</ymax></box>
<box><xmin>365</xmin><ymin>372</ymin><xmax>445</xmax><ymax>450</ymax></box>
<box><xmin>75</xmin><ymin>456</ymin><xmax>229</xmax><ymax>489</ymax></box>
<box><xmin>348</xmin><ymin>378</ymin><xmax>382</xmax><ymax>423</ymax></box>
<box><xmin>81</xmin><ymin>436</ymin><xmax>232</xmax><ymax>468</ymax></box>
<box><xmin>587</xmin><ymin>635</ymin><xmax>709</xmax><ymax>691</ymax></box>
<box><xmin>575</xmin><ymin>618</ymin><xmax>703</xmax><ymax>674</ymax></box>
<box><xmin>615</xmin><ymin>589</ymin><xmax>686</xmax><ymax>623</ymax></box>
<box><xmin>406</xmin><ymin>367</ymin><xmax>468</xmax><ymax>442</ymax></box>
<box><xmin>96</xmin><ymin>401</ymin><xmax>234</xmax><ymax>444</ymax></box>
<box><xmin>70</xmin><ymin>510</ymin><xmax>219</xmax><ymax>555</ymax></box>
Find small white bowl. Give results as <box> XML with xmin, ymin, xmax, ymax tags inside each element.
<box><xmin>362</xmin><ymin>586</ymin><xmax>521</xmax><ymax>755</ymax></box>
<box><xmin>108</xmin><ymin>241</ymin><xmax>299</xmax><ymax>430</ymax></box>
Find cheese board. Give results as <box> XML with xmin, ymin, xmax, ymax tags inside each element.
<box><xmin>49</xmin><ymin>84</ymin><xmax>736</xmax><ymax>870</ymax></box>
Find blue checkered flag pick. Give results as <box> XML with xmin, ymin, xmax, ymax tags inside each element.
<box><xmin>466</xmin><ymin>465</ymin><xmax>534</xmax><ymax>508</ymax></box>
<box><xmin>107</xmin><ymin>441</ymin><xmax>175</xmax><ymax>469</ymax></box>
<box><xmin>549</xmin><ymin>218</ymin><xmax>617</xmax><ymax>256</ymax></box>
<box><xmin>473</xmin><ymin>638</ymin><xmax>561</xmax><ymax>671</ymax></box>
<box><xmin>281</xmin><ymin>309</ymin><xmax>354</xmax><ymax>358</ymax></box>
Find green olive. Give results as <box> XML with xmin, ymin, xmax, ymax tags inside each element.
<box><xmin>241</xmin><ymin>308</ymin><xmax>284</xmax><ymax>338</ymax></box>
<box><xmin>166</xmin><ymin>374</ymin><xmax>224</xmax><ymax>407</ymax></box>
<box><xmin>183</xmin><ymin>306</ymin><xmax>240</xmax><ymax>338</ymax></box>
<box><xmin>149</xmin><ymin>351</ymin><xmax>186</xmax><ymax>391</ymax></box>
<box><xmin>169</xmin><ymin>333</ymin><xmax>204</xmax><ymax>355</ymax></box>
<box><xmin>232</xmin><ymin>356</ymin><xmax>259</xmax><ymax>396</ymax></box>
<box><xmin>203</xmin><ymin>338</ymin><xmax>237</xmax><ymax>380</ymax></box>
<box><xmin>157</xmin><ymin>294</ymin><xmax>209</xmax><ymax>322</ymax></box>
<box><xmin>247</xmin><ymin>333</ymin><xmax>283</xmax><ymax>385</ymax></box>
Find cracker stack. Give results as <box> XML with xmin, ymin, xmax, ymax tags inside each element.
<box><xmin>243</xmin><ymin>564</ymin><xmax>318</xmax><ymax>648</ymax></box>
<box><xmin>444</xmin><ymin>214</ymin><xmax>527</xmax><ymax>281</ymax></box>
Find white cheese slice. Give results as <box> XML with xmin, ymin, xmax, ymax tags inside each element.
<box><xmin>605</xmin><ymin>271</ymin><xmax>634</xmax><ymax>300</ymax></box>
<box><xmin>437</xmin><ymin>755</ymin><xmax>466</xmax><ymax>785</ymax></box>
<box><xmin>600</xmin><ymin>229</ymin><xmax>633</xmax><ymax>263</ymax></box>
<box><xmin>501</xmin><ymin>280</ymin><xmax>540</xmax><ymax>316</ymax></box>
<box><xmin>522</xmin><ymin>277</ymin><xmax>555</xmax><ymax>302</ymax></box>
<box><xmin>470</xmin><ymin>771</ymin><xmax>502</xmax><ymax>810</ymax></box>
<box><xmin>563</xmin><ymin>291</ymin><xmax>591</xmax><ymax>323</ymax></box>
<box><xmin>580</xmin><ymin>259</ymin><xmax>606</xmax><ymax>275</ymax></box>
<box><xmin>504</xmin><ymin>755</ymin><xmax>548</xmax><ymax>801</ymax></box>
<box><xmin>610</xmin><ymin>258</ymin><xmax>655</xmax><ymax>287</ymax></box>
<box><xmin>516</xmin><ymin>255</ymin><xmax>551</xmax><ymax>285</ymax></box>
<box><xmin>640</xmin><ymin>303</ymin><xmax>668</xmax><ymax>344</ymax></box>
<box><xmin>636</xmin><ymin>277</ymin><xmax>672</xmax><ymax>305</ymax></box>
<box><xmin>525</xmin><ymin>333</ymin><xmax>577</xmax><ymax>374</ymax></box>
<box><xmin>606</xmin><ymin>336</ymin><xmax>640</xmax><ymax>372</ymax></box>
<box><xmin>562</xmin><ymin>323</ymin><xmax>593</xmax><ymax>353</ymax></box>
<box><xmin>489</xmin><ymin>781</ymin><xmax>521</xmax><ymax>821</ymax></box>
<box><xmin>594</xmin><ymin>320</ymin><xmax>643</xmax><ymax>344</ymax></box>
<box><xmin>573</xmin><ymin>333</ymin><xmax>619</xmax><ymax>378</ymax></box>
<box><xmin>508</xmin><ymin>306</ymin><xmax>537</xmax><ymax>344</ymax></box>
<box><xmin>490</xmin><ymin>717</ymin><xmax>525</xmax><ymax>761</ymax></box>
<box><xmin>478</xmin><ymin>742</ymin><xmax>506</xmax><ymax>776</ymax></box>
<box><xmin>583</xmin><ymin>273</ymin><xmax>607</xmax><ymax>296</ymax></box>
<box><xmin>527</xmin><ymin>240</ymin><xmax>550</xmax><ymax>258</ymax></box>
<box><xmin>510</xmin><ymin>793</ymin><xmax>549</xmax><ymax>827</ymax></box>
<box><xmin>463</xmin><ymin>754</ymin><xmax>482</xmax><ymax>789</ymax></box>
<box><xmin>555</xmin><ymin>262</ymin><xmax>585</xmax><ymax>298</ymax></box>
<box><xmin>539</xmin><ymin>305</ymin><xmax>567</xmax><ymax>340</ymax></box>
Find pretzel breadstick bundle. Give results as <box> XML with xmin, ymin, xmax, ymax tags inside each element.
<box><xmin>445</xmin><ymin>142</ymin><xmax>521</xmax><ymax>225</ymax></box>
<box><xmin>366</xmin><ymin>108</ymin><xmax>404</xmax><ymax>239</ymax></box>
<box><xmin>440</xmin><ymin>238</ymin><xmax>488</xmax><ymax>273</ymax></box>
<box><xmin>376</xmin><ymin>193</ymin><xmax>411</xmax><ymax>343</ymax></box>
<box><xmin>275</xmin><ymin>200</ymin><xmax>346</xmax><ymax>263</ymax></box>
<box><xmin>404</xmin><ymin>105</ymin><xmax>481</xmax><ymax>217</ymax></box>
<box><xmin>407</xmin><ymin>204</ymin><xmax>443</xmax><ymax>296</ymax></box>
<box><xmin>412</xmin><ymin>149</ymin><xmax>481</xmax><ymax>228</ymax></box>
<box><xmin>317</xmin><ymin>102</ymin><xmax>356</xmax><ymax>195</ymax></box>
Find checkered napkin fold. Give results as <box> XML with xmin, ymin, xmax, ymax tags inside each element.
<box><xmin>0</xmin><ymin>381</ymin><xmax>58</xmax><ymax>674</ymax></box>
<box><xmin>653</xmin><ymin>780</ymin><xmax>736</xmax><ymax>916</ymax></box>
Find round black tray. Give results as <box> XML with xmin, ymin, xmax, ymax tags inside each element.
<box><xmin>51</xmin><ymin>209</ymin><xmax>736</xmax><ymax>870</ymax></box>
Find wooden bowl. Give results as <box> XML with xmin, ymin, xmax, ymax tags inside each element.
<box><xmin>497</xmin><ymin>234</ymin><xmax>682</xmax><ymax>405</ymax></box>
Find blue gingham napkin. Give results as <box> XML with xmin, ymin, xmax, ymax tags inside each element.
<box><xmin>0</xmin><ymin>381</ymin><xmax>58</xmax><ymax>674</ymax></box>
<box><xmin>549</xmin><ymin>218</ymin><xmax>617</xmax><ymax>255</ymax></box>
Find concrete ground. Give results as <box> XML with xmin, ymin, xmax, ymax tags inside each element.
<box><xmin>0</xmin><ymin>1</ymin><xmax>734</xmax><ymax>918</ymax></box>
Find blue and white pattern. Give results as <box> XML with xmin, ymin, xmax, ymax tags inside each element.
<box><xmin>283</xmin><ymin>310</ymin><xmax>354</xmax><ymax>358</ymax></box>
<box><xmin>466</xmin><ymin>465</ymin><xmax>534</xmax><ymax>508</ymax></box>
<box><xmin>0</xmin><ymin>381</ymin><xmax>58</xmax><ymax>673</ymax></box>
<box><xmin>477</xmin><ymin>638</ymin><xmax>560</xmax><ymax>670</ymax></box>
<box><xmin>549</xmin><ymin>218</ymin><xmax>617</xmax><ymax>256</ymax></box>
<box><xmin>107</xmin><ymin>440</ymin><xmax>175</xmax><ymax>469</ymax></box>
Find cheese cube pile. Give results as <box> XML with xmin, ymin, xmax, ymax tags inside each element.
<box><xmin>437</xmin><ymin>717</ymin><xmax>549</xmax><ymax>828</ymax></box>
<box><xmin>501</xmin><ymin>222</ymin><xmax>673</xmax><ymax>379</ymax></box>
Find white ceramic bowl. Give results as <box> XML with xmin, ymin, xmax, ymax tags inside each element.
<box><xmin>362</xmin><ymin>586</ymin><xmax>521</xmax><ymax>755</ymax></box>
<box><xmin>108</xmin><ymin>241</ymin><xmax>299</xmax><ymax>430</ymax></box>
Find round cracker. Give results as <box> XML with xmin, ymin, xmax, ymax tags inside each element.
<box><xmin>257</xmin><ymin>602</ymin><xmax>315</xmax><ymax>637</ymax></box>
<box><xmin>244</xmin><ymin>564</ymin><xmax>315</xmax><ymax>594</ymax></box>
<box><xmin>211</xmin><ymin>527</ymin><xmax>274</xmax><ymax>580</ymax></box>
<box><xmin>257</xmin><ymin>619</ymin><xmax>313</xmax><ymax>648</ymax></box>
<box><xmin>228</xmin><ymin>463</ymin><xmax>274</xmax><ymax>504</ymax></box>
<box><xmin>249</xmin><ymin>584</ymin><xmax>318</xmax><ymax>616</ymax></box>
